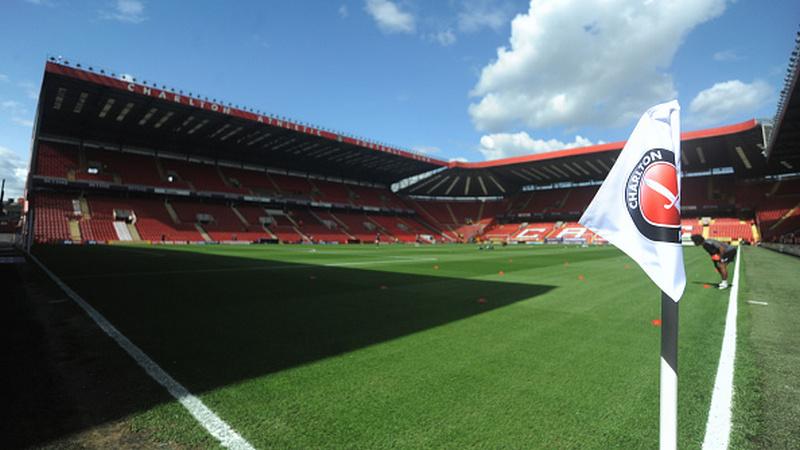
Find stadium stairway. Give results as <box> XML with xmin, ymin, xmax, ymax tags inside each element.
<box><xmin>113</xmin><ymin>222</ymin><xmax>133</xmax><ymax>241</ymax></box>
<box><xmin>230</xmin><ymin>205</ymin><xmax>251</xmax><ymax>228</ymax></box>
<box><xmin>365</xmin><ymin>217</ymin><xmax>394</xmax><ymax>242</ymax></box>
<box><xmin>68</xmin><ymin>220</ymin><xmax>81</xmax><ymax>241</ymax></box>
<box><xmin>325</xmin><ymin>212</ymin><xmax>356</xmax><ymax>240</ymax></box>
<box><xmin>194</xmin><ymin>223</ymin><xmax>212</xmax><ymax>242</ymax></box>
<box><xmin>445</xmin><ymin>203</ymin><xmax>458</xmax><ymax>224</ymax></box>
<box><xmin>164</xmin><ymin>200</ymin><xmax>181</xmax><ymax>224</ymax></box>
<box><xmin>79</xmin><ymin>197</ymin><xmax>91</xmax><ymax>218</ymax></box>
<box><xmin>126</xmin><ymin>223</ymin><xmax>141</xmax><ymax>240</ymax></box>
<box><xmin>282</xmin><ymin>213</ymin><xmax>311</xmax><ymax>242</ymax></box>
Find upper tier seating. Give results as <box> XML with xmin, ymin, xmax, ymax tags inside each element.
<box><xmin>271</xmin><ymin>174</ymin><xmax>313</xmax><ymax>197</ymax></box>
<box><xmin>37</xmin><ymin>142</ymin><xmax>78</xmax><ymax>178</ymax></box>
<box><xmin>312</xmin><ymin>180</ymin><xmax>352</xmax><ymax>204</ymax></box>
<box><xmin>221</xmin><ymin>167</ymin><xmax>277</xmax><ymax>194</ymax></box>
<box><xmin>551</xmin><ymin>187</ymin><xmax>597</xmax><ymax>214</ymax></box>
<box><xmin>349</xmin><ymin>185</ymin><xmax>388</xmax><ymax>208</ymax></box>
<box><xmin>161</xmin><ymin>159</ymin><xmax>248</xmax><ymax>194</ymax></box>
<box><xmin>525</xmin><ymin>190</ymin><xmax>569</xmax><ymax>214</ymax></box>
<box><xmin>85</xmin><ymin>149</ymin><xmax>181</xmax><ymax>188</ymax></box>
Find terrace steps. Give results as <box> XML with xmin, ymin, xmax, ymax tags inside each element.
<box><xmin>327</xmin><ymin>213</ymin><xmax>358</xmax><ymax>240</ymax></box>
<box><xmin>266</xmin><ymin>173</ymin><xmax>282</xmax><ymax>193</ymax></box>
<box><xmin>366</xmin><ymin>216</ymin><xmax>393</xmax><ymax>240</ymax></box>
<box><xmin>445</xmin><ymin>203</ymin><xmax>458</xmax><ymax>224</ymax></box>
<box><xmin>231</xmin><ymin>205</ymin><xmax>250</xmax><ymax>227</ymax></box>
<box><xmin>195</xmin><ymin>223</ymin><xmax>212</xmax><ymax>242</ymax></box>
<box><xmin>768</xmin><ymin>201</ymin><xmax>800</xmax><ymax>231</ymax></box>
<box><xmin>68</xmin><ymin>220</ymin><xmax>81</xmax><ymax>241</ymax></box>
<box><xmin>164</xmin><ymin>201</ymin><xmax>181</xmax><ymax>224</ymax></box>
<box><xmin>217</xmin><ymin>166</ymin><xmax>234</xmax><ymax>188</ymax></box>
<box><xmin>126</xmin><ymin>222</ymin><xmax>141</xmax><ymax>240</ymax></box>
<box><xmin>751</xmin><ymin>223</ymin><xmax>760</xmax><ymax>241</ymax></box>
<box><xmin>114</xmin><ymin>221</ymin><xmax>132</xmax><ymax>241</ymax></box>
<box><xmin>79</xmin><ymin>197</ymin><xmax>91</xmax><ymax>219</ymax></box>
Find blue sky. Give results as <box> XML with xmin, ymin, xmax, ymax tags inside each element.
<box><xmin>1</xmin><ymin>0</ymin><xmax>798</xmax><ymax>197</ymax></box>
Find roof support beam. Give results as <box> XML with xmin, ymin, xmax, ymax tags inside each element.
<box><xmin>426</xmin><ymin>176</ymin><xmax>450</xmax><ymax>194</ymax></box>
<box><xmin>477</xmin><ymin>176</ymin><xmax>488</xmax><ymax>195</ymax></box>
<box><xmin>488</xmin><ymin>175</ymin><xmax>506</xmax><ymax>193</ymax></box>
<box><xmin>735</xmin><ymin>146</ymin><xmax>752</xmax><ymax>169</ymax></box>
<box><xmin>444</xmin><ymin>176</ymin><xmax>460</xmax><ymax>195</ymax></box>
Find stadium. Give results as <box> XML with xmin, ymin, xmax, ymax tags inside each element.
<box><xmin>22</xmin><ymin>61</ymin><xmax>797</xmax><ymax>247</ymax></box>
<box><xmin>3</xmin><ymin>7</ymin><xmax>800</xmax><ymax>450</ymax></box>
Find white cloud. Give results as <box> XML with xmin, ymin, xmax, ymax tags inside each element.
<box><xmin>339</xmin><ymin>4</ymin><xmax>349</xmax><ymax>18</ymax></box>
<box><xmin>449</xmin><ymin>157</ymin><xmax>469</xmax><ymax>163</ymax></box>
<box><xmin>478</xmin><ymin>131</ymin><xmax>596</xmax><ymax>160</ymax></box>
<box><xmin>0</xmin><ymin>74</ymin><xmax>8</xmax><ymax>83</ymax></box>
<box><xmin>364</xmin><ymin>0</ymin><xmax>415</xmax><ymax>34</ymax></box>
<box><xmin>0</xmin><ymin>146</ymin><xmax>29</xmax><ymax>199</ymax></box>
<box><xmin>469</xmin><ymin>0</ymin><xmax>727</xmax><ymax>132</ymax></box>
<box><xmin>688</xmin><ymin>80</ymin><xmax>772</xmax><ymax>126</ymax></box>
<box><xmin>457</xmin><ymin>0</ymin><xmax>513</xmax><ymax>33</ymax></box>
<box><xmin>713</xmin><ymin>49</ymin><xmax>741</xmax><ymax>62</ymax></box>
<box><xmin>428</xmin><ymin>29</ymin><xmax>456</xmax><ymax>47</ymax></box>
<box><xmin>102</xmin><ymin>0</ymin><xmax>146</xmax><ymax>24</ymax></box>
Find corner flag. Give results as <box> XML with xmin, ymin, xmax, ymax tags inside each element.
<box><xmin>579</xmin><ymin>100</ymin><xmax>685</xmax><ymax>450</ymax></box>
<box><xmin>579</xmin><ymin>100</ymin><xmax>685</xmax><ymax>301</ymax></box>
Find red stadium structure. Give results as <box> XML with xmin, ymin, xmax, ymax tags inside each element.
<box><xmin>22</xmin><ymin>59</ymin><xmax>800</xmax><ymax>248</ymax></box>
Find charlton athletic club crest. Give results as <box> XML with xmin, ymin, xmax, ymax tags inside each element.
<box><xmin>625</xmin><ymin>148</ymin><xmax>681</xmax><ymax>243</ymax></box>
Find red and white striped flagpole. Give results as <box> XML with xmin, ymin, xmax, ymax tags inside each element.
<box><xmin>660</xmin><ymin>291</ymin><xmax>679</xmax><ymax>450</ymax></box>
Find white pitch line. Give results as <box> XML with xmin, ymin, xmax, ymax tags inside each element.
<box><xmin>28</xmin><ymin>254</ymin><xmax>255</xmax><ymax>450</ymax></box>
<box><xmin>702</xmin><ymin>247</ymin><xmax>743</xmax><ymax>450</ymax></box>
<box><xmin>746</xmin><ymin>300</ymin><xmax>768</xmax><ymax>306</ymax></box>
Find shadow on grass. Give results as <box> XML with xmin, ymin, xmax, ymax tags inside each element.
<box><xmin>14</xmin><ymin>244</ymin><xmax>555</xmax><ymax>448</ymax></box>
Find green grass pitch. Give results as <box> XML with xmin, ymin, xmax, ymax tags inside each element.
<box><xmin>33</xmin><ymin>243</ymin><xmax>737</xmax><ymax>448</ymax></box>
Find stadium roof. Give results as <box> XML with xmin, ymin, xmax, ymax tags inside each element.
<box><xmin>401</xmin><ymin>119</ymin><xmax>769</xmax><ymax>197</ymax></box>
<box><xmin>767</xmin><ymin>28</ymin><xmax>800</xmax><ymax>173</ymax></box>
<box><xmin>35</xmin><ymin>60</ymin><xmax>447</xmax><ymax>185</ymax></box>
<box><xmin>36</xmin><ymin>59</ymin><xmax>778</xmax><ymax>196</ymax></box>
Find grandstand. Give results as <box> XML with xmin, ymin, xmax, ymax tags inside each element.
<box><xmin>23</xmin><ymin>60</ymin><xmax>800</xmax><ymax>248</ymax></box>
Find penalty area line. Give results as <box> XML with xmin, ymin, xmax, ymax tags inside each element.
<box><xmin>27</xmin><ymin>254</ymin><xmax>255</xmax><ymax>450</ymax></box>
<box><xmin>702</xmin><ymin>247</ymin><xmax>743</xmax><ymax>450</ymax></box>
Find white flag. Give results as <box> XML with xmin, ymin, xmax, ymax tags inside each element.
<box><xmin>580</xmin><ymin>100</ymin><xmax>685</xmax><ymax>301</ymax></box>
